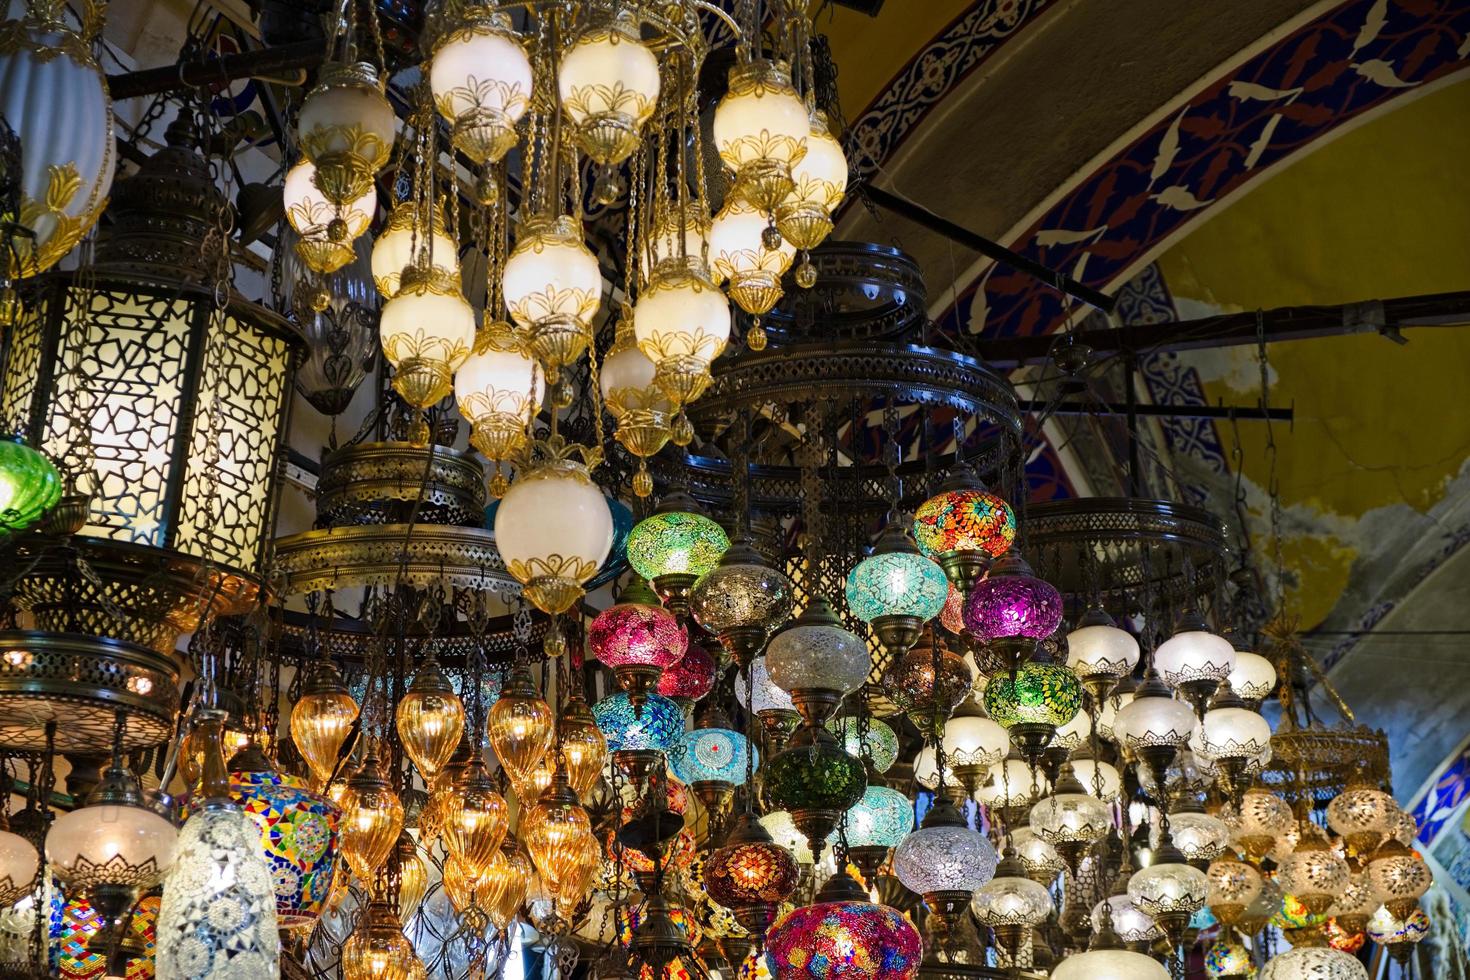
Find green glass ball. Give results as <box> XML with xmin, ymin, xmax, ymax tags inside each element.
<box><xmin>626</xmin><ymin>511</ymin><xmax>730</xmax><ymax>580</ymax></box>
<box><xmin>0</xmin><ymin>438</ymin><xmax>62</xmax><ymax>533</ymax></box>
<box><xmin>762</xmin><ymin>733</ymin><xmax>867</xmax><ymax>815</ymax></box>
<box><xmin>983</xmin><ymin>662</ymin><xmax>1083</xmax><ymax>730</ymax></box>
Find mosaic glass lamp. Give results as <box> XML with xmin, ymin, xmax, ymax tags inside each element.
<box><xmin>657</xmin><ymin>640</ymin><xmax>717</xmax><ymax>707</ymax></box>
<box><xmin>912</xmin><ymin>465</ymin><xmax>1016</xmax><ymax>591</ymax></box>
<box><xmin>155</xmin><ymin>709</ymin><xmax>280</xmax><ymax>977</ymax></box>
<box><xmin>765</xmin><ymin>596</ymin><xmax>870</xmax><ymax>726</ymax></box>
<box><xmin>689</xmin><ymin>534</ymin><xmax>795</xmax><ymax>668</ymax></box>
<box><xmin>1366</xmin><ymin>837</ymin><xmax>1432</xmax><ymax>919</ymax></box>
<box><xmin>52</xmin><ymin>892</ymin><xmax>161</xmax><ymax>980</ymax></box>
<box><xmin>962</xmin><ymin>551</ymin><xmax>1063</xmax><ymax>668</ymax></box>
<box><xmin>764</xmin><ymin>897</ymin><xmax>922</xmax><ymax>980</ymax></box>
<box><xmin>0</xmin><ymin>436</ymin><xmax>61</xmax><ymax>534</ymax></box>
<box><xmin>1126</xmin><ymin>834</ymin><xmax>1208</xmax><ymax>946</ymax></box>
<box><xmin>1279</xmin><ymin>827</ymin><xmax>1351</xmax><ymax>916</ymax></box>
<box><xmin>670</xmin><ymin>726</ymin><xmax>757</xmax><ymax>792</ymax></box>
<box><xmin>593</xmin><ymin>692</ymin><xmax>685</xmax><ymax>753</ymax></box>
<box><xmin>826</xmin><ymin>716</ymin><xmax>899</xmax><ymax>774</ymax></box>
<box><xmin>888</xmin><ymin>637</ymin><xmax>976</xmax><ymax>740</ymax></box>
<box><xmin>227</xmin><ymin>742</ymin><xmax>341</xmax><ymax>929</ymax></box>
<box><xmin>845</xmin><ymin>520</ymin><xmax>949</xmax><ymax>658</ymax></box>
<box><xmin>761</xmin><ymin>727</ymin><xmax>867</xmax><ymax>862</ymax></box>
<box><xmin>736</xmin><ymin>656</ymin><xmax>798</xmax><ymax>749</ymax></box>
<box><xmin>893</xmin><ymin>796</ymin><xmax>997</xmax><ymax>943</ymax></box>
<box><xmin>1258</xmin><ymin>946</ymin><xmax>1369</xmax><ymax>980</ymax></box>
<box><xmin>706</xmin><ymin>812</ymin><xmax>800</xmax><ymax>938</ymax></box>
<box><xmin>1326</xmin><ymin>781</ymin><xmax>1397</xmax><ymax>856</ymax></box>
<box><xmin>1203</xmin><ymin>941</ymin><xmax>1253</xmax><ymax>979</ymax></box>
<box><xmin>982</xmin><ymin>658</ymin><xmax>1083</xmax><ymax>763</ymax></box>
<box><xmin>626</xmin><ymin>492</ymin><xmax>730</xmax><ymax>614</ymax></box>
<box><xmin>590</xmin><ymin>576</ymin><xmax>689</xmax><ymax>709</ymax></box>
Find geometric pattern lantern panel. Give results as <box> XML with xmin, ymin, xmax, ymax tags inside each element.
<box><xmin>8</xmin><ymin>277</ymin><xmax>297</xmax><ymax>578</ymax></box>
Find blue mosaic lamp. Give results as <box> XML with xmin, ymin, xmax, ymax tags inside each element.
<box><xmin>845</xmin><ymin>520</ymin><xmax>948</xmax><ymax>659</ymax></box>
<box><xmin>669</xmin><ymin>725</ymin><xmax>757</xmax><ymax>790</ymax></box>
<box><xmin>593</xmin><ymin>692</ymin><xmax>685</xmax><ymax>754</ymax></box>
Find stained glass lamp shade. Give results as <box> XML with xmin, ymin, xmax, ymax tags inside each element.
<box><xmin>939</xmin><ymin>585</ymin><xmax>965</xmax><ymax>634</ymax></box>
<box><xmin>844</xmin><ymin>524</ymin><xmax>949</xmax><ymax>624</ymax></box>
<box><xmin>593</xmin><ymin>692</ymin><xmax>685</xmax><ymax>753</ymax></box>
<box><xmin>982</xmin><ymin>661</ymin><xmax>1082</xmax><ymax>732</ymax></box>
<box><xmin>735</xmin><ymin>657</ymin><xmax>796</xmax><ymax>714</ymax></box>
<box><xmin>1367</xmin><ymin>905</ymin><xmax>1430</xmax><ymax>945</ymax></box>
<box><xmin>707</xmin><ymin>817</ymin><xmax>801</xmax><ymax>908</ymax></box>
<box><xmin>689</xmin><ymin>536</ymin><xmax>796</xmax><ymax>641</ymax></box>
<box><xmin>1203</xmin><ymin>941</ymin><xmax>1253</xmax><ymax>979</ymax></box>
<box><xmin>760</xmin><ymin>811</ymin><xmax>815</xmax><ymax>865</ymax></box>
<box><xmin>1367</xmin><ymin>838</ymin><xmax>1432</xmax><ymax>916</ymax></box>
<box><xmin>762</xmin><ymin>731</ymin><xmax>867</xmax><ymax>839</ymax></box>
<box><xmin>962</xmin><ymin>552</ymin><xmax>1062</xmax><ymax>644</ymax></box>
<box><xmin>765</xmin><ymin>598</ymin><xmax>870</xmax><ymax>708</ymax></box>
<box><xmin>229</xmin><ymin>753</ymin><xmax>341</xmax><ymax>928</ymax></box>
<box><xmin>826</xmin><ymin>716</ymin><xmax>899</xmax><ymax>774</ymax></box>
<box><xmin>913</xmin><ymin>483</ymin><xmax>1017</xmax><ymax>558</ymax></box>
<box><xmin>627</xmin><ymin>506</ymin><xmax>730</xmax><ymax>581</ymax></box>
<box><xmin>765</xmin><ymin>900</ymin><xmax>922</xmax><ymax>980</ymax></box>
<box><xmin>0</xmin><ymin>436</ymin><xmax>61</xmax><ymax>533</ymax></box>
<box><xmin>53</xmin><ymin>893</ymin><xmax>161</xmax><ymax>980</ymax></box>
<box><xmin>591</xmin><ymin>587</ymin><xmax>689</xmax><ymax>670</ymax></box>
<box><xmin>670</xmin><ymin>727</ymin><xmax>757</xmax><ymax>787</ymax></box>
<box><xmin>658</xmin><ymin>642</ymin><xmax>717</xmax><ymax>702</ymax></box>
<box><xmin>831</xmin><ymin>786</ymin><xmax>914</xmax><ymax>850</ymax></box>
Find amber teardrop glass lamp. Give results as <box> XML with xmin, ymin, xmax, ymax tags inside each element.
<box><xmin>444</xmin><ymin>757</ymin><xmax>509</xmax><ymax>874</ymax></box>
<box><xmin>342</xmin><ymin>900</ymin><xmax>417</xmax><ymax>980</ymax></box>
<box><xmin>487</xmin><ymin>665</ymin><xmax>555</xmax><ymax>790</ymax></box>
<box><xmin>395</xmin><ymin>833</ymin><xmax>429</xmax><ymax>925</ymax></box>
<box><xmin>559</xmin><ymin>693</ymin><xmax>608</xmax><ymax>801</ymax></box>
<box><xmin>525</xmin><ymin>769</ymin><xmax>595</xmax><ymax>900</ymax></box>
<box><xmin>486</xmin><ymin>840</ymin><xmax>534</xmax><ymax>932</ymax></box>
<box><xmin>339</xmin><ymin>746</ymin><xmax>405</xmax><ymax>884</ymax></box>
<box><xmin>290</xmin><ymin>659</ymin><xmax>360</xmax><ymax>790</ymax></box>
<box><xmin>394</xmin><ymin>659</ymin><xmax>465</xmax><ymax>783</ymax></box>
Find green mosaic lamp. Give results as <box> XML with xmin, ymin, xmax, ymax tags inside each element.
<box><xmin>626</xmin><ymin>491</ymin><xmax>730</xmax><ymax>616</ymax></box>
<box><xmin>983</xmin><ymin>656</ymin><xmax>1083</xmax><ymax>765</ymax></box>
<box><xmin>0</xmin><ymin>436</ymin><xmax>62</xmax><ymax>534</ymax></box>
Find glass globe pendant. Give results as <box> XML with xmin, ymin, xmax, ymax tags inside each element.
<box><xmin>600</xmin><ymin>316</ymin><xmax>673</xmax><ymax>497</ymax></box>
<box><xmin>981</xmin><ymin>655</ymin><xmax>1083</xmax><ymax>764</ymax></box>
<box><xmin>558</xmin><ymin>693</ymin><xmax>609</xmax><ymax>801</ymax></box>
<box><xmin>557</xmin><ymin>9</ymin><xmax>660</xmax><ymax>166</ymax></box>
<box><xmin>893</xmin><ymin>796</ymin><xmax>997</xmax><ymax>944</ymax></box>
<box><xmin>494</xmin><ymin>452</ymin><xmax>614</xmax><ymax>613</ymax></box>
<box><xmin>454</xmin><ymin>324</ymin><xmax>543</xmax><ymax>474</ymax></box>
<box><xmin>764</xmin><ymin>871</ymin><xmax>922</xmax><ymax>980</ymax></box>
<box><xmin>524</xmin><ymin>768</ymin><xmax>596</xmax><ymax>901</ymax></box>
<box><xmin>0</xmin><ymin>811</ymin><xmax>36</xmax><ymax>909</ymax></box>
<box><xmin>634</xmin><ymin>258</ymin><xmax>731</xmax><ymax>409</ymax></box>
<box><xmin>339</xmin><ymin>745</ymin><xmax>405</xmax><ymax>885</ymax></box>
<box><xmin>1126</xmin><ymin>831</ymin><xmax>1208</xmax><ymax>952</ymax></box>
<box><xmin>590</xmin><ymin>576</ymin><xmax>689</xmax><ymax>711</ymax></box>
<box><xmin>912</xmin><ymin>464</ymin><xmax>1016</xmax><ymax>591</ymax></box>
<box><xmin>1326</xmin><ymin>779</ymin><xmax>1397</xmax><ymax>857</ymax></box>
<box><xmin>708</xmin><ymin>198</ymin><xmax>796</xmax><ymax>322</ymax></box>
<box><xmin>690</xmin><ymin>533</ymin><xmax>795</xmax><ymax>668</ymax></box>
<box><xmin>838</xmin><ymin>783</ymin><xmax>915</xmax><ymax>882</ymax></box>
<box><xmin>828</xmin><ymin>716</ymin><xmax>900</xmax><ymax>774</ymax></box>
<box><xmin>1166</xmin><ymin>808</ymin><xmax>1232</xmax><ymax>863</ymax></box>
<box><xmin>1111</xmin><ymin>665</ymin><xmax>1197</xmax><ymax>790</ymax></box>
<box><xmin>502</xmin><ymin>214</ymin><xmax>603</xmax><ymax>380</ymax></box>
<box><xmin>1226</xmin><ymin>645</ymin><xmax>1277</xmax><ymax>706</ymax></box>
<box><xmin>761</xmin><ymin>725</ymin><xmax>867</xmax><ymax>862</ymax></box>
<box><xmin>941</xmin><ymin>709</ymin><xmax>1009</xmax><ymax>795</ymax></box>
<box><xmin>1065</xmin><ymin>605</ymin><xmax>1139</xmax><ymax>700</ymax></box>
<box><xmin>1279</xmin><ymin>825</ymin><xmax>1351</xmax><ymax>916</ymax></box>
<box><xmin>342</xmin><ymin>899</ymin><xmax>417</xmax><ymax>980</ymax></box>
<box><xmin>379</xmin><ymin>264</ymin><xmax>476</xmax><ymax>414</ymax></box>
<box><xmin>888</xmin><ymin>635</ymin><xmax>978</xmax><ymax>739</ymax></box>
<box><xmin>774</xmin><ymin>111</ymin><xmax>847</xmax><ymax>252</ymax></box>
<box><xmin>1233</xmin><ymin>783</ymin><xmax>1294</xmax><ymax>861</ymax></box>
<box><xmin>444</xmin><ymin>758</ymin><xmax>509</xmax><ymax>875</ymax></box>
<box><xmin>290</xmin><ymin>658</ymin><xmax>359</xmax><ymax>791</ymax></box>
<box><xmin>962</xmin><ymin>550</ymin><xmax>1063</xmax><ymax>671</ymax></box>
<box><xmin>737</xmin><ymin>656</ymin><xmax>799</xmax><ymax>747</ymax></box>
<box><xmin>1367</xmin><ymin>836</ymin><xmax>1432</xmax><ymax>919</ymax></box>
<box><xmin>297</xmin><ymin>61</ymin><xmax>395</xmax><ymax>206</ymax></box>
<box><xmin>487</xmin><ymin>665</ymin><xmax>555</xmax><ymax>791</ymax></box>
<box><xmin>972</xmin><ymin>845</ymin><xmax>1053</xmax><ymax>962</ymax></box>
<box><xmin>1195</xmin><ymin>681</ymin><xmax>1271</xmax><ymax>805</ymax></box>
<box><xmin>1154</xmin><ymin>610</ymin><xmax>1237</xmax><ymax>713</ymax></box>
<box><xmin>1029</xmin><ymin>763</ymin><xmax>1112</xmax><ymax>876</ymax></box>
<box><xmin>46</xmin><ymin>754</ymin><xmax>177</xmax><ymax>946</ymax></box>
<box><xmin>394</xmin><ymin>833</ymin><xmax>429</xmax><ymax>925</ymax></box>
<box><xmin>712</xmin><ymin>59</ymin><xmax>810</xmax><ymax>212</ymax></box>
<box><xmin>394</xmin><ymin>658</ymin><xmax>465</xmax><ymax>784</ymax></box>
<box><xmin>371</xmin><ymin>199</ymin><xmax>459</xmax><ymax>298</ymax></box>
<box><xmin>1206</xmin><ymin>857</ymin><xmax>1263</xmax><ymax>928</ymax></box>
<box><xmin>626</xmin><ymin>491</ymin><xmax>730</xmax><ymax>615</ymax></box>
<box><xmin>1052</xmin><ymin>906</ymin><xmax>1170</xmax><ymax>980</ymax></box>
<box><xmin>593</xmin><ymin>691</ymin><xmax>684</xmax><ymax>790</ymax></box>
<box><xmin>845</xmin><ymin>520</ymin><xmax>949</xmax><ymax>659</ymax></box>
<box><xmin>706</xmin><ymin>811</ymin><xmax>800</xmax><ymax>937</ymax></box>
<box><xmin>657</xmin><ymin>639</ymin><xmax>717</xmax><ymax>708</ymax></box>
<box><xmin>0</xmin><ymin>436</ymin><xmax>62</xmax><ymax>534</ymax></box>
<box><xmin>1259</xmin><ymin>945</ymin><xmax>1369</xmax><ymax>980</ymax></box>
<box><xmin>284</xmin><ymin>159</ymin><xmax>375</xmax><ymax>275</ymax></box>
<box><xmin>428</xmin><ymin>5</ymin><xmax>531</xmax><ymax>165</ymax></box>
<box><xmin>765</xmin><ymin>596</ymin><xmax>869</xmax><ymax>726</ymax></box>
<box><xmin>155</xmin><ymin>709</ymin><xmax>280</xmax><ymax>977</ymax></box>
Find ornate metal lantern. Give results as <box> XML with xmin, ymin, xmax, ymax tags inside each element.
<box><xmin>0</xmin><ymin>119</ymin><xmax>301</xmax><ymax>750</ymax></box>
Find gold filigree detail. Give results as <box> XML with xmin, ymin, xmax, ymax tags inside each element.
<box><xmin>0</xmin><ymin>0</ymin><xmax>109</xmax><ymax>69</ymax></box>
<box><xmin>9</xmin><ymin>159</ymin><xmax>111</xmax><ymax>280</ymax></box>
<box><xmin>299</xmin><ymin>125</ymin><xmax>391</xmax><ymax>205</ymax></box>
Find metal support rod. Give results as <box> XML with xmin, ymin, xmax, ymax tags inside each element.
<box><xmin>1124</xmin><ymin>355</ymin><xmax>1141</xmax><ymax>497</ymax></box>
<box><xmin>860</xmin><ymin>182</ymin><xmax>1118</xmax><ymax>314</ymax></box>
<box><xmin>107</xmin><ymin>39</ymin><xmax>328</xmax><ymax>100</ymax></box>
<box><xmin>978</xmin><ymin>291</ymin><xmax>1470</xmax><ymax>367</ymax></box>
<box><xmin>1016</xmin><ymin>400</ymin><xmax>1295</xmax><ymax>422</ymax></box>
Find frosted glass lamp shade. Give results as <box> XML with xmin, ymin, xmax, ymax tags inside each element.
<box><xmin>501</xmin><ymin>216</ymin><xmax>603</xmax><ymax>341</ymax></box>
<box><xmin>893</xmin><ymin>824</ymin><xmax>997</xmax><ymax>895</ymax></box>
<box><xmin>941</xmin><ymin>715</ymin><xmax>1009</xmax><ymax>769</ymax></box>
<box><xmin>633</xmin><ymin>264</ymin><xmax>731</xmax><ymax>367</ymax></box>
<box><xmin>1052</xmin><ymin>950</ymin><xmax>1170</xmax><ymax>980</ymax></box>
<box><xmin>494</xmin><ymin>460</ymin><xmax>614</xmax><ymax>609</ymax></box>
<box><xmin>0</xmin><ymin>831</ymin><xmax>37</xmax><ymax>906</ymax></box>
<box><xmin>1198</xmin><ymin>705</ymin><xmax>1272</xmax><ymax>761</ymax></box>
<box><xmin>1113</xmin><ymin>691</ymin><xmax>1197</xmax><ymax>752</ymax></box>
<box><xmin>1065</xmin><ymin>618</ymin><xmax>1139</xmax><ymax>680</ymax></box>
<box><xmin>1226</xmin><ymin>650</ymin><xmax>1277</xmax><ymax>703</ymax></box>
<box><xmin>1155</xmin><ymin>627</ymin><xmax>1236</xmax><ymax>689</ymax></box>
<box><xmin>47</xmin><ymin>803</ymin><xmax>178</xmax><ymax>893</ymax></box>
<box><xmin>1259</xmin><ymin>947</ymin><xmax>1368</xmax><ymax>980</ymax></box>
<box><xmin>557</xmin><ymin>15</ymin><xmax>660</xmax><ymax>165</ymax></box>
<box><xmin>1093</xmin><ymin>894</ymin><xmax>1163</xmax><ymax>944</ymax></box>
<box><xmin>429</xmin><ymin>13</ymin><xmax>532</xmax><ymax>164</ymax></box>
<box><xmin>736</xmin><ymin>658</ymin><xmax>795</xmax><ymax>714</ymax></box>
<box><xmin>1127</xmin><ymin>860</ymin><xmax>1209</xmax><ymax>917</ymax></box>
<box><xmin>371</xmin><ymin>202</ymin><xmax>459</xmax><ymax>298</ymax></box>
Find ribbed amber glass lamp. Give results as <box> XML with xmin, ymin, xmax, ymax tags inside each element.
<box><xmin>444</xmin><ymin>759</ymin><xmax>509</xmax><ymax>874</ymax></box>
<box><xmin>339</xmin><ymin>749</ymin><xmax>404</xmax><ymax>884</ymax></box>
<box><xmin>342</xmin><ymin>900</ymin><xmax>416</xmax><ymax>980</ymax></box>
<box><xmin>290</xmin><ymin>660</ymin><xmax>360</xmax><ymax>790</ymax></box>
<box><xmin>394</xmin><ymin>660</ymin><xmax>465</xmax><ymax>783</ymax></box>
<box><xmin>526</xmin><ymin>771</ymin><xmax>595</xmax><ymax>899</ymax></box>
<box><xmin>559</xmin><ymin>694</ymin><xmax>609</xmax><ymax>800</ymax></box>
<box><xmin>487</xmin><ymin>665</ymin><xmax>555</xmax><ymax>789</ymax></box>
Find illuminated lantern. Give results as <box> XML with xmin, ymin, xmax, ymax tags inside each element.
<box><xmin>712</xmin><ymin>60</ymin><xmax>809</xmax><ymax>212</ymax></box>
<box><xmin>283</xmin><ymin>159</ymin><xmax>375</xmax><ymax>275</ymax></box>
<box><xmin>297</xmin><ymin>61</ymin><xmax>396</xmax><ymax>206</ymax></box>
<box><xmin>429</xmin><ymin>6</ymin><xmax>531</xmax><ymax>165</ymax></box>
<box><xmin>501</xmin><ymin>215</ymin><xmax>603</xmax><ymax>380</ymax></box>
<box><xmin>370</xmin><ymin>200</ymin><xmax>459</xmax><ymax>299</ymax></box>
<box><xmin>557</xmin><ymin>10</ymin><xmax>660</xmax><ymax>166</ymax></box>
<box><xmin>590</xmin><ymin>576</ymin><xmax>689</xmax><ymax>709</ymax></box>
<box><xmin>912</xmin><ymin>467</ymin><xmax>1015</xmax><ymax>590</ymax></box>
<box><xmin>394</xmin><ymin>659</ymin><xmax>465</xmax><ymax>784</ymax></box>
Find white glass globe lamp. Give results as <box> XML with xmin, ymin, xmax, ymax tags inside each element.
<box><xmin>371</xmin><ymin>200</ymin><xmax>459</xmax><ymax>298</ymax></box>
<box><xmin>502</xmin><ymin>215</ymin><xmax>604</xmax><ymax>378</ymax></box>
<box><xmin>428</xmin><ymin>8</ymin><xmax>532</xmax><ymax>165</ymax></box>
<box><xmin>711</xmin><ymin>60</ymin><xmax>809</xmax><ymax>211</ymax></box>
<box><xmin>284</xmin><ymin>159</ymin><xmax>376</xmax><ymax>274</ymax></box>
<box><xmin>494</xmin><ymin>456</ymin><xmax>614</xmax><ymax>614</ymax></box>
<box><xmin>379</xmin><ymin>265</ymin><xmax>476</xmax><ymax>412</ymax></box>
<box><xmin>298</xmin><ymin>61</ymin><xmax>396</xmax><ymax>206</ymax></box>
<box><xmin>557</xmin><ymin>10</ymin><xmax>660</xmax><ymax>165</ymax></box>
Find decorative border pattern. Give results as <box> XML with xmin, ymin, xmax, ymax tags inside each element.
<box><xmin>934</xmin><ymin>0</ymin><xmax>1470</xmax><ymax>341</ymax></box>
<box><xmin>844</xmin><ymin>0</ymin><xmax>1054</xmax><ymax>179</ymax></box>
<box><xmin>1411</xmin><ymin>740</ymin><xmax>1470</xmax><ymax>846</ymax></box>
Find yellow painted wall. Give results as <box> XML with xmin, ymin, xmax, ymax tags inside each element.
<box><xmin>1157</xmin><ymin>75</ymin><xmax>1470</xmax><ymax>625</ymax></box>
<box><xmin>818</xmin><ymin>0</ymin><xmax>976</xmax><ymax>116</ymax></box>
